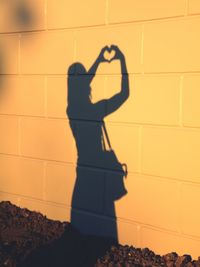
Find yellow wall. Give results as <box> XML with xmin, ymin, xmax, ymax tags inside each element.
<box><xmin>1</xmin><ymin>0</ymin><xmax>200</xmax><ymax>258</ymax></box>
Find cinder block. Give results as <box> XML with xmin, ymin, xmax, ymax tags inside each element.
<box><xmin>104</xmin><ymin>123</ymin><xmax>140</xmax><ymax>173</ymax></box>
<box><xmin>0</xmin><ymin>76</ymin><xmax>19</xmax><ymax>115</ymax></box>
<box><xmin>20</xmin><ymin>31</ymin><xmax>75</xmax><ymax>74</ymax></box>
<box><xmin>117</xmin><ymin>219</ymin><xmax>139</xmax><ymax>247</ymax></box>
<box><xmin>178</xmin><ymin>235</ymin><xmax>200</xmax><ymax>259</ymax></box>
<box><xmin>116</xmin><ymin>174</ymin><xmax>179</xmax><ymax>232</ymax></box>
<box><xmin>105</xmin><ymin>74</ymin><xmax>180</xmax><ymax>125</ymax></box>
<box><xmin>143</xmin><ymin>17</ymin><xmax>200</xmax><ymax>72</ymax></box>
<box><xmin>142</xmin><ymin>127</ymin><xmax>200</xmax><ymax>182</ymax></box>
<box><xmin>20</xmin><ymin>198</ymin><xmax>70</xmax><ymax>222</ymax></box>
<box><xmin>46</xmin><ymin>76</ymin><xmax>67</xmax><ymax>119</ymax></box>
<box><xmin>0</xmin><ymin>116</ymin><xmax>19</xmax><ymax>154</ymax></box>
<box><xmin>0</xmin><ymin>34</ymin><xmax>19</xmax><ymax>74</ymax></box>
<box><xmin>0</xmin><ymin>155</ymin><xmax>44</xmax><ymax>199</ymax></box>
<box><xmin>180</xmin><ymin>183</ymin><xmax>200</xmax><ymax>238</ymax></box>
<box><xmin>0</xmin><ymin>76</ymin><xmax>45</xmax><ymax>116</ymax></box>
<box><xmin>108</xmin><ymin>0</ymin><xmax>185</xmax><ymax>23</ymax></box>
<box><xmin>0</xmin><ymin>192</ymin><xmax>20</xmax><ymax>206</ymax></box>
<box><xmin>18</xmin><ymin>76</ymin><xmax>45</xmax><ymax>116</ymax></box>
<box><xmin>141</xmin><ymin>227</ymin><xmax>173</xmax><ymax>255</ymax></box>
<box><xmin>19</xmin><ymin>198</ymin><xmax>47</xmax><ymax>215</ymax></box>
<box><xmin>141</xmin><ymin>227</ymin><xmax>200</xmax><ymax>258</ymax></box>
<box><xmin>21</xmin><ymin>118</ymin><xmax>76</xmax><ymax>163</ymax></box>
<box><xmin>75</xmin><ymin>24</ymin><xmax>142</xmax><ymax>75</ymax></box>
<box><xmin>183</xmin><ymin>75</ymin><xmax>200</xmax><ymax>127</ymax></box>
<box><xmin>47</xmin><ymin>0</ymin><xmax>106</xmax><ymax>29</ymax></box>
<box><xmin>44</xmin><ymin>203</ymin><xmax>70</xmax><ymax>222</ymax></box>
<box><xmin>0</xmin><ymin>0</ymin><xmax>45</xmax><ymax>32</ymax></box>
<box><xmin>0</xmin><ymin>1</ymin><xmax>13</xmax><ymax>33</ymax></box>
<box><xmin>188</xmin><ymin>0</ymin><xmax>200</xmax><ymax>14</ymax></box>
<box><xmin>45</xmin><ymin>162</ymin><xmax>76</xmax><ymax>206</ymax></box>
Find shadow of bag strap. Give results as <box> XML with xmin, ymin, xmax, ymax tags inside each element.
<box><xmin>102</xmin><ymin>121</ymin><xmax>112</xmax><ymax>151</ymax></box>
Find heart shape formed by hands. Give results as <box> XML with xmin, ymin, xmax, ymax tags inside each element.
<box><xmin>103</xmin><ymin>48</ymin><xmax>116</xmax><ymax>62</ymax></box>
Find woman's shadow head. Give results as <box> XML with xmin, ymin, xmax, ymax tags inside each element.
<box><xmin>68</xmin><ymin>62</ymin><xmax>91</xmax><ymax>104</ymax></box>
<box><xmin>68</xmin><ymin>62</ymin><xmax>87</xmax><ymax>76</ymax></box>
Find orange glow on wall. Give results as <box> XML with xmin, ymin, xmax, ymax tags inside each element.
<box><xmin>0</xmin><ymin>0</ymin><xmax>200</xmax><ymax>258</ymax></box>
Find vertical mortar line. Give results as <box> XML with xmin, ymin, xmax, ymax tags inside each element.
<box><xmin>18</xmin><ymin>117</ymin><xmax>22</xmax><ymax>156</ymax></box>
<box><xmin>18</xmin><ymin>33</ymin><xmax>22</xmax><ymax>157</ymax></box>
<box><xmin>104</xmin><ymin>75</ymin><xmax>107</xmax><ymax>101</ymax></box>
<box><xmin>44</xmin><ymin>0</ymin><xmax>48</xmax><ymax>30</ymax></box>
<box><xmin>43</xmin><ymin>161</ymin><xmax>47</xmax><ymax>201</ymax></box>
<box><xmin>137</xmin><ymin>224</ymin><xmax>141</xmax><ymax>247</ymax></box>
<box><xmin>177</xmin><ymin>181</ymin><xmax>182</xmax><ymax>235</ymax></box>
<box><xmin>73</xmin><ymin>31</ymin><xmax>77</xmax><ymax>62</ymax></box>
<box><xmin>44</xmin><ymin>76</ymin><xmax>48</xmax><ymax>117</ymax></box>
<box><xmin>18</xmin><ymin>33</ymin><xmax>21</xmax><ymax>75</ymax></box>
<box><xmin>184</xmin><ymin>0</ymin><xmax>189</xmax><ymax>16</ymax></box>
<box><xmin>179</xmin><ymin>75</ymin><xmax>184</xmax><ymax>127</ymax></box>
<box><xmin>138</xmin><ymin>125</ymin><xmax>142</xmax><ymax>174</ymax></box>
<box><xmin>105</xmin><ymin>0</ymin><xmax>109</xmax><ymax>25</ymax></box>
<box><xmin>141</xmin><ymin>24</ymin><xmax>145</xmax><ymax>74</ymax></box>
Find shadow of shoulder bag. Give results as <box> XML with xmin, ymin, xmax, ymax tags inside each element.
<box><xmin>102</xmin><ymin>122</ymin><xmax>128</xmax><ymax>200</ymax></box>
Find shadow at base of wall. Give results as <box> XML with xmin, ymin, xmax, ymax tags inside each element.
<box><xmin>19</xmin><ymin>224</ymin><xmax>117</xmax><ymax>267</ymax></box>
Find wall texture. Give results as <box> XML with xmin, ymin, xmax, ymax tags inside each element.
<box><xmin>1</xmin><ymin>0</ymin><xmax>200</xmax><ymax>258</ymax></box>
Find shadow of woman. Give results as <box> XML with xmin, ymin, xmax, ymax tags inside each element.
<box><xmin>67</xmin><ymin>45</ymin><xmax>129</xmax><ymax>243</ymax></box>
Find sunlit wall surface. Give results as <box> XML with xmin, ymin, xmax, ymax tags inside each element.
<box><xmin>0</xmin><ymin>0</ymin><xmax>200</xmax><ymax>258</ymax></box>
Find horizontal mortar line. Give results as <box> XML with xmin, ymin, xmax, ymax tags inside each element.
<box><xmin>0</xmin><ymin>153</ymin><xmax>75</xmax><ymax>166</ymax></box>
<box><xmin>17</xmin><ymin>155</ymin><xmax>74</xmax><ymax>165</ymax></box>
<box><xmin>0</xmin><ymin>192</ymin><xmax>71</xmax><ymax>211</ymax></box>
<box><xmin>0</xmin><ymin>114</ymin><xmax>67</xmax><ymax>121</ymax></box>
<box><xmin>132</xmin><ymin>221</ymin><xmax>200</xmax><ymax>241</ymax></box>
<box><xmin>0</xmin><ymin>191</ymin><xmax>44</xmax><ymax>203</ymax></box>
<box><xmin>41</xmin><ymin>200</ymin><xmax>71</xmax><ymax>209</ymax></box>
<box><xmin>20</xmin><ymin>197</ymin><xmax>71</xmax><ymax>210</ymax></box>
<box><xmin>178</xmin><ymin>232</ymin><xmax>200</xmax><ymax>241</ymax></box>
<box><xmin>73</xmin><ymin>207</ymin><xmax>117</xmax><ymax>221</ymax></box>
<box><xmin>0</xmin><ymin>114</ymin><xmax>200</xmax><ymax>130</ymax></box>
<box><xmin>0</xmin><ymin>152</ymin><xmax>75</xmax><ymax>165</ymax></box>
<box><xmin>1</xmin><ymin>13</ymin><xmax>200</xmax><ymax>37</ymax></box>
<box><xmin>46</xmin><ymin>23</ymin><xmax>107</xmax><ymax>32</ymax></box>
<box><xmin>0</xmin><ymin>152</ymin><xmax>21</xmax><ymax>158</ymax></box>
<box><xmin>128</xmin><ymin>122</ymin><xmax>200</xmax><ymax>130</ymax></box>
<box><xmin>67</xmin><ymin>118</ymin><xmax>182</xmax><ymax>128</ymax></box>
<box><xmin>181</xmin><ymin>124</ymin><xmax>200</xmax><ymax>130</ymax></box>
<box><xmin>140</xmin><ymin>171</ymin><xmax>200</xmax><ymax>185</ymax></box>
<box><xmin>2</xmin><ymin>70</ymin><xmax>200</xmax><ymax>76</ymax></box>
<box><xmin>105</xmin><ymin>121</ymin><xmax>181</xmax><ymax>128</ymax></box>
<box><xmin>77</xmin><ymin>163</ymin><xmax>132</xmax><ymax>174</ymax></box>
<box><xmin>48</xmin><ymin>13</ymin><xmax>200</xmax><ymax>28</ymax></box>
<box><xmin>117</xmin><ymin>217</ymin><xmax>179</xmax><ymax>235</ymax></box>
<box><xmin>0</xmin><ymin>74</ymin><xmax>66</xmax><ymax>76</ymax></box>
<box><xmin>0</xmin><ymin>113</ymin><xmax>47</xmax><ymax>119</ymax></box>
<box><xmin>0</xmin><ymin>28</ymin><xmax>47</xmax><ymax>35</ymax></box>
<box><xmin>2</xmin><ymin>13</ymin><xmax>200</xmax><ymax>36</ymax></box>
<box><xmin>107</xmin><ymin>14</ymin><xmax>185</xmax><ymax>26</ymax></box>
<box><xmin>141</xmin><ymin>71</ymin><xmax>200</xmax><ymax>75</ymax></box>
<box><xmin>0</xmin><ymin>191</ymin><xmax>20</xmax><ymax>198</ymax></box>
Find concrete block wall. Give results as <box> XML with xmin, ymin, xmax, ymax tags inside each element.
<box><xmin>0</xmin><ymin>0</ymin><xmax>200</xmax><ymax>257</ymax></box>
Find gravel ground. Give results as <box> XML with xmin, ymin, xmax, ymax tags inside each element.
<box><xmin>0</xmin><ymin>201</ymin><xmax>200</xmax><ymax>267</ymax></box>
